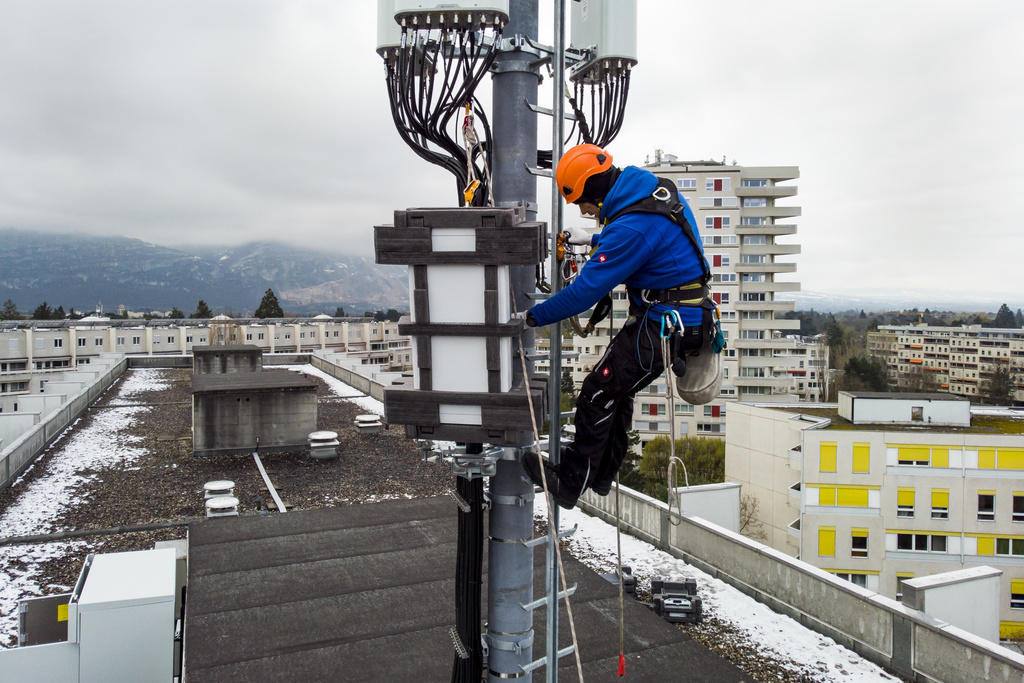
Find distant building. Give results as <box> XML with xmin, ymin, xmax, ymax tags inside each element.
<box><xmin>868</xmin><ymin>323</ymin><xmax>1023</xmax><ymax>404</ymax></box>
<box><xmin>726</xmin><ymin>392</ymin><xmax>1024</xmax><ymax>639</ymax></box>
<box><xmin>0</xmin><ymin>318</ymin><xmax>412</xmax><ymax>409</ymax></box>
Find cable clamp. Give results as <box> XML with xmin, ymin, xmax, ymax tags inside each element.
<box><xmin>449</xmin><ymin>627</ymin><xmax>469</xmax><ymax>660</ymax></box>
<box><xmin>448</xmin><ymin>488</ymin><xmax>471</xmax><ymax>513</ymax></box>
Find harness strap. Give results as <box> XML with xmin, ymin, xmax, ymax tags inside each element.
<box><xmin>604</xmin><ymin>177</ymin><xmax>711</xmax><ymax>285</ymax></box>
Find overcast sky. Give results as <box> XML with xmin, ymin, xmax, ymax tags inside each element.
<box><xmin>1</xmin><ymin>1</ymin><xmax>1021</xmax><ymax>295</ymax></box>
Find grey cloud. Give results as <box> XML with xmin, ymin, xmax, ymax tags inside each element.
<box><xmin>0</xmin><ymin>0</ymin><xmax>1021</xmax><ymax>294</ymax></box>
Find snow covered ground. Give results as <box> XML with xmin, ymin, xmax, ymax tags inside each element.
<box><xmin>0</xmin><ymin>369</ymin><xmax>170</xmax><ymax>647</ymax></box>
<box><xmin>535</xmin><ymin>496</ymin><xmax>894</xmax><ymax>682</ymax></box>
<box><xmin>279</xmin><ymin>364</ymin><xmax>385</xmax><ymax>416</ymax></box>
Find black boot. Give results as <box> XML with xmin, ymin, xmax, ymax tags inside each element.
<box><xmin>521</xmin><ymin>454</ymin><xmax>581</xmax><ymax>510</ymax></box>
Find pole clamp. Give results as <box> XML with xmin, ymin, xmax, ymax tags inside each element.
<box><xmin>483</xmin><ymin>630</ymin><xmax>534</xmax><ymax>655</ymax></box>
<box><xmin>486</xmin><ymin>491</ymin><xmax>535</xmax><ymax>507</ymax></box>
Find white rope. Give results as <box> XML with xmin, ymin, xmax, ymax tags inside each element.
<box><xmin>661</xmin><ymin>331</ymin><xmax>687</xmax><ymax>525</ymax></box>
<box><xmin>514</xmin><ymin>315</ymin><xmax>584</xmax><ymax>682</ymax></box>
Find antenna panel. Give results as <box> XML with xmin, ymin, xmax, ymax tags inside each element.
<box><xmin>570</xmin><ymin>0</ymin><xmax>637</xmax><ymax>81</ymax></box>
<box><xmin>377</xmin><ymin>0</ymin><xmax>402</xmax><ymax>56</ymax></box>
<box><xmin>393</xmin><ymin>1</ymin><xmax>509</xmax><ymax>28</ymax></box>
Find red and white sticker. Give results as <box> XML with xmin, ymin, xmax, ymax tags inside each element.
<box><xmin>598</xmin><ymin>254</ymin><xmax>607</xmax><ymax>263</ymax></box>
<box><xmin>602</xmin><ymin>367</ymin><xmax>610</xmax><ymax>377</ymax></box>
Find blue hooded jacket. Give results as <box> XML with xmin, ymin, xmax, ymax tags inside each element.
<box><xmin>529</xmin><ymin>165</ymin><xmax>709</xmax><ymax>327</ymax></box>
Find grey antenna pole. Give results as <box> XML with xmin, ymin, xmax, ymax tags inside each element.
<box><xmin>489</xmin><ymin>1</ymin><xmax>539</xmax><ymax>681</ymax></box>
<box><xmin>546</xmin><ymin>1</ymin><xmax>567</xmax><ymax>681</ymax></box>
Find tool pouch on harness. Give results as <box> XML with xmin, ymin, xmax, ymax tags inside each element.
<box><xmin>674</xmin><ymin>315</ymin><xmax>724</xmax><ymax>405</ymax></box>
<box><xmin>610</xmin><ymin>176</ymin><xmax>726</xmax><ymax>406</ymax></box>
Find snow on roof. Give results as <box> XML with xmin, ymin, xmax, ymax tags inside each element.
<box><xmin>536</xmin><ymin>497</ymin><xmax>893</xmax><ymax>681</ymax></box>
<box><xmin>279</xmin><ymin>365</ymin><xmax>384</xmax><ymax>416</ymax></box>
<box><xmin>0</xmin><ymin>369</ymin><xmax>170</xmax><ymax>644</ymax></box>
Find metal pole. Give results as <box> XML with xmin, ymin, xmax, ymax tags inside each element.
<box><xmin>490</xmin><ymin>1</ymin><xmax>539</xmax><ymax>680</ymax></box>
<box><xmin>545</xmin><ymin>1</ymin><xmax>566</xmax><ymax>681</ymax></box>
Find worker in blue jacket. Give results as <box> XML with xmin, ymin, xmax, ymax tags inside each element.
<box><xmin>515</xmin><ymin>144</ymin><xmax>712</xmax><ymax>509</ymax></box>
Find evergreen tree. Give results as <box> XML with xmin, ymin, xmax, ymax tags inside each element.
<box><xmin>0</xmin><ymin>299</ymin><xmax>19</xmax><ymax>320</ymax></box>
<box><xmin>992</xmin><ymin>304</ymin><xmax>1016</xmax><ymax>328</ymax></box>
<box><xmin>192</xmin><ymin>300</ymin><xmax>213</xmax><ymax>319</ymax></box>
<box><xmin>1017</xmin><ymin>309</ymin><xmax>1024</xmax><ymax>328</ymax></box>
<box><xmin>984</xmin><ymin>365</ymin><xmax>1014</xmax><ymax>405</ymax></box>
<box><xmin>55</xmin><ymin>305</ymin><xmax>66</xmax><ymax>319</ymax></box>
<box><xmin>32</xmin><ymin>302</ymin><xmax>53</xmax><ymax>320</ymax></box>
<box><xmin>168</xmin><ymin>307</ymin><xmax>185</xmax><ymax>319</ymax></box>
<box><xmin>333</xmin><ymin>306</ymin><xmax>346</xmax><ymax>318</ymax></box>
<box><xmin>254</xmin><ymin>289</ymin><xmax>284</xmax><ymax>318</ymax></box>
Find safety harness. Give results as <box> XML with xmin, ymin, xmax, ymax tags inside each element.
<box><xmin>604</xmin><ymin>176</ymin><xmax>713</xmax><ymax>312</ymax></box>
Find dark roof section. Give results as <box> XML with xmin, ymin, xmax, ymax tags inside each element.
<box><xmin>192</xmin><ymin>369</ymin><xmax>316</xmax><ymax>393</ymax></box>
<box><xmin>843</xmin><ymin>391</ymin><xmax>964</xmax><ymax>401</ymax></box>
<box><xmin>184</xmin><ymin>497</ymin><xmax>745</xmax><ymax>682</ymax></box>
<box><xmin>191</xmin><ymin>345</ymin><xmax>262</xmax><ymax>354</ymax></box>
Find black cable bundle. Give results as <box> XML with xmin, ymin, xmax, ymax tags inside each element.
<box><xmin>383</xmin><ymin>20</ymin><xmax>501</xmax><ymax>206</ymax></box>
<box><xmin>537</xmin><ymin>65</ymin><xmax>632</xmax><ymax>169</ymax></box>
<box><xmin>451</xmin><ymin>470</ymin><xmax>484</xmax><ymax>682</ymax></box>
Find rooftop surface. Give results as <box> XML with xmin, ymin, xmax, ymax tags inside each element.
<box><xmin>773</xmin><ymin>405</ymin><xmax>1024</xmax><ymax>434</ymax></box>
<box><xmin>191</xmin><ymin>344</ymin><xmax>262</xmax><ymax>354</ymax></box>
<box><xmin>0</xmin><ymin>366</ymin><xmax>894</xmax><ymax>680</ymax></box>
<box><xmin>842</xmin><ymin>391</ymin><xmax>963</xmax><ymax>401</ymax></box>
<box><xmin>191</xmin><ymin>369</ymin><xmax>318</xmax><ymax>392</ymax></box>
<box><xmin>184</xmin><ymin>497</ymin><xmax>746</xmax><ymax>682</ymax></box>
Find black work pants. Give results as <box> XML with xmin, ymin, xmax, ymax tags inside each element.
<box><xmin>561</xmin><ymin>312</ymin><xmax>704</xmax><ymax>494</ymax></box>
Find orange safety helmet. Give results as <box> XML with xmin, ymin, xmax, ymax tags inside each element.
<box><xmin>555</xmin><ymin>144</ymin><xmax>613</xmax><ymax>204</ymax></box>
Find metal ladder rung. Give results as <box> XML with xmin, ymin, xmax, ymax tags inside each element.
<box><xmin>520</xmin><ymin>583</ymin><xmax>577</xmax><ymax>611</ymax></box>
<box><xmin>521</xmin><ymin>645</ymin><xmax>576</xmax><ymax>674</ymax></box>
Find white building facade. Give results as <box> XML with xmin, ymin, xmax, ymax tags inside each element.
<box><xmin>726</xmin><ymin>393</ymin><xmax>1024</xmax><ymax>640</ymax></box>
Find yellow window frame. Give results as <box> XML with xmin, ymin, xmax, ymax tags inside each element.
<box><xmin>818</xmin><ymin>526</ymin><xmax>835</xmax><ymax>557</ymax></box>
<box><xmin>819</xmin><ymin>442</ymin><xmax>837</xmax><ymax>473</ymax></box>
<box><xmin>852</xmin><ymin>443</ymin><xmax>870</xmax><ymax>473</ymax></box>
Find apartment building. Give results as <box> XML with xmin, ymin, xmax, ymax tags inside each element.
<box><xmin>540</xmin><ymin>152</ymin><xmax>820</xmax><ymax>445</ymax></box>
<box><xmin>868</xmin><ymin>323</ymin><xmax>1024</xmax><ymax>404</ymax></box>
<box><xmin>726</xmin><ymin>392</ymin><xmax>1024</xmax><ymax>639</ymax></box>
<box><xmin>0</xmin><ymin>317</ymin><xmax>412</xmax><ymax>409</ymax></box>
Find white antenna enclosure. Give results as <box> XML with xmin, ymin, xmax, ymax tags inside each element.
<box><xmin>393</xmin><ymin>1</ymin><xmax>510</xmax><ymax>27</ymax></box>
<box><xmin>377</xmin><ymin>0</ymin><xmax>402</xmax><ymax>56</ymax></box>
<box><xmin>570</xmin><ymin>0</ymin><xmax>638</xmax><ymax>71</ymax></box>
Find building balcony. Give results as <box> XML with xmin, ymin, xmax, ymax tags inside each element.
<box><xmin>735</xmin><ymin>224</ymin><xmax>798</xmax><ymax>236</ymax></box>
<box><xmin>732</xmin><ymin>375</ymin><xmax>791</xmax><ymax>387</ymax></box>
<box><xmin>739</xmin><ymin>281</ymin><xmax>800</xmax><ymax>293</ymax></box>
<box><xmin>740</xmin><ymin>244</ymin><xmax>801</xmax><ymax>257</ymax></box>
<box><xmin>732</xmin><ymin>337</ymin><xmax>801</xmax><ymax>349</ymax></box>
<box><xmin>735</xmin><ymin>185</ymin><xmax>799</xmax><ymax>198</ymax></box>
<box><xmin>741</xmin><ymin>167</ymin><xmax>799</xmax><ymax>181</ymax></box>
<box><xmin>741</xmin><ymin>206</ymin><xmax>802</xmax><ymax>219</ymax></box>
<box><xmin>740</xmin><ymin>318</ymin><xmax>802</xmax><ymax>331</ymax></box>
<box><xmin>735</xmin><ymin>263</ymin><xmax>797</xmax><ymax>274</ymax></box>
<box><xmin>734</xmin><ymin>301</ymin><xmax>796</xmax><ymax>312</ymax></box>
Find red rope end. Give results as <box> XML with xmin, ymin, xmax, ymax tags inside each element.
<box><xmin>617</xmin><ymin>653</ymin><xmax>625</xmax><ymax>677</ymax></box>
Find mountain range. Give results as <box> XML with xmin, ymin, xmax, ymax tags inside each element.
<box><xmin>1</xmin><ymin>229</ymin><xmax>1015</xmax><ymax>316</ymax></box>
<box><xmin>0</xmin><ymin>229</ymin><xmax>408</xmax><ymax>315</ymax></box>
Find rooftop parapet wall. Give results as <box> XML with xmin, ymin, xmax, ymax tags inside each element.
<box><xmin>578</xmin><ymin>485</ymin><xmax>1024</xmax><ymax>683</ymax></box>
<box><xmin>0</xmin><ymin>356</ymin><xmax>128</xmax><ymax>489</ymax></box>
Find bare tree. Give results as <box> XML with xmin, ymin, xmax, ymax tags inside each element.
<box><xmin>739</xmin><ymin>494</ymin><xmax>767</xmax><ymax>542</ymax></box>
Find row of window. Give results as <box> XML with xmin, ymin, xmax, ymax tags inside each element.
<box><xmin>639</xmin><ymin>403</ymin><xmax>726</xmax><ymax>418</ymax></box>
<box><xmin>818</xmin><ymin>441</ymin><xmax>1024</xmax><ymax>473</ymax></box>
<box><xmin>0</xmin><ymin>381</ymin><xmax>28</xmax><ymax>394</ymax></box>
<box><xmin>820</xmin><ymin>525</ymin><xmax>1024</xmax><ymax>560</ymax></box>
